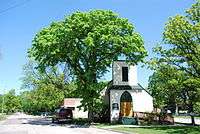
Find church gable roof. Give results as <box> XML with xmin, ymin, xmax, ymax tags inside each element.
<box><xmin>109</xmin><ymin>84</ymin><xmax>143</xmax><ymax>90</ymax></box>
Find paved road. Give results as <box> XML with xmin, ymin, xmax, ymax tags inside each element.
<box><xmin>0</xmin><ymin>113</ymin><xmax>121</xmax><ymax>134</ymax></box>
<box><xmin>174</xmin><ymin>117</ymin><xmax>200</xmax><ymax>125</ymax></box>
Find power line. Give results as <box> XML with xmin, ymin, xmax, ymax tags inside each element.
<box><xmin>0</xmin><ymin>0</ymin><xmax>31</xmax><ymax>15</ymax></box>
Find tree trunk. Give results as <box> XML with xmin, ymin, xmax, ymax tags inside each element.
<box><xmin>81</xmin><ymin>68</ymin><xmax>97</xmax><ymax>123</ymax></box>
<box><xmin>88</xmin><ymin>100</ymin><xmax>94</xmax><ymax>123</ymax></box>
<box><xmin>175</xmin><ymin>104</ymin><xmax>179</xmax><ymax>116</ymax></box>
<box><xmin>88</xmin><ymin>110</ymin><xmax>94</xmax><ymax>123</ymax></box>
<box><xmin>191</xmin><ymin>115</ymin><xmax>195</xmax><ymax>126</ymax></box>
<box><xmin>188</xmin><ymin>103</ymin><xmax>195</xmax><ymax>126</ymax></box>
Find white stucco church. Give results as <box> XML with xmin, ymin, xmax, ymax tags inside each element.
<box><xmin>103</xmin><ymin>60</ymin><xmax>153</xmax><ymax>123</ymax></box>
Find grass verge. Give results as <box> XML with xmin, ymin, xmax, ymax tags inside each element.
<box><xmin>110</xmin><ymin>126</ymin><xmax>200</xmax><ymax>134</ymax></box>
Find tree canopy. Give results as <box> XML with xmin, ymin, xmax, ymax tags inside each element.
<box><xmin>20</xmin><ymin>60</ymin><xmax>78</xmax><ymax>114</ymax></box>
<box><xmin>149</xmin><ymin>1</ymin><xmax>200</xmax><ymax>76</ymax></box>
<box><xmin>148</xmin><ymin>1</ymin><xmax>200</xmax><ymax>125</ymax></box>
<box><xmin>29</xmin><ymin>11</ymin><xmax>147</xmax><ymax>77</ymax></box>
<box><xmin>20</xmin><ymin>84</ymin><xmax>65</xmax><ymax>114</ymax></box>
<box><xmin>148</xmin><ymin>65</ymin><xmax>184</xmax><ymax>109</ymax></box>
<box><xmin>0</xmin><ymin>90</ymin><xmax>22</xmax><ymax>114</ymax></box>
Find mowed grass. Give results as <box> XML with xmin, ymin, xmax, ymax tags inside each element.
<box><xmin>111</xmin><ymin>126</ymin><xmax>200</xmax><ymax>134</ymax></box>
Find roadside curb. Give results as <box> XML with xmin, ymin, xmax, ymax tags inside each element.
<box><xmin>0</xmin><ymin>120</ymin><xmax>6</xmax><ymax>125</ymax></box>
<box><xmin>0</xmin><ymin>115</ymin><xmax>8</xmax><ymax>125</ymax></box>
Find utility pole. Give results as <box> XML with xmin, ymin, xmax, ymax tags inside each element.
<box><xmin>1</xmin><ymin>94</ymin><xmax>4</xmax><ymax>113</ymax></box>
<box><xmin>1</xmin><ymin>85</ymin><xmax>5</xmax><ymax>114</ymax></box>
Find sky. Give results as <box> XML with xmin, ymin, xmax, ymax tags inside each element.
<box><xmin>0</xmin><ymin>0</ymin><xmax>194</xmax><ymax>94</ymax></box>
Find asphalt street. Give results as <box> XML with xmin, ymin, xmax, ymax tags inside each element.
<box><xmin>0</xmin><ymin>113</ymin><xmax>121</xmax><ymax>134</ymax></box>
<box><xmin>1</xmin><ymin>113</ymin><xmax>199</xmax><ymax>134</ymax></box>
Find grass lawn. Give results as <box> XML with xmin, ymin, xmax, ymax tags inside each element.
<box><xmin>111</xmin><ymin>126</ymin><xmax>200</xmax><ymax>134</ymax></box>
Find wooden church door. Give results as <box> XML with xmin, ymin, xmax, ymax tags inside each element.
<box><xmin>120</xmin><ymin>91</ymin><xmax>133</xmax><ymax>117</ymax></box>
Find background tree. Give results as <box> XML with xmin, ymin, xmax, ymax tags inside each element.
<box><xmin>2</xmin><ymin>90</ymin><xmax>22</xmax><ymax>113</ymax></box>
<box><xmin>148</xmin><ymin>65</ymin><xmax>184</xmax><ymax>112</ymax></box>
<box><xmin>21</xmin><ymin>60</ymin><xmax>71</xmax><ymax>91</ymax></box>
<box><xmin>28</xmin><ymin>10</ymin><xmax>147</xmax><ymax>120</ymax></box>
<box><xmin>148</xmin><ymin>1</ymin><xmax>200</xmax><ymax>125</ymax></box>
<box><xmin>20</xmin><ymin>60</ymin><xmax>78</xmax><ymax>114</ymax></box>
<box><xmin>21</xmin><ymin>84</ymin><xmax>65</xmax><ymax>114</ymax></box>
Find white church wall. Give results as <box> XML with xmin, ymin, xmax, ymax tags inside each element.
<box><xmin>113</xmin><ymin>61</ymin><xmax>137</xmax><ymax>86</ymax></box>
<box><xmin>129</xmin><ymin>65</ymin><xmax>138</xmax><ymax>86</ymax></box>
<box><xmin>110</xmin><ymin>90</ymin><xmax>124</xmax><ymax>122</ymax></box>
<box><xmin>131</xmin><ymin>90</ymin><xmax>153</xmax><ymax>113</ymax></box>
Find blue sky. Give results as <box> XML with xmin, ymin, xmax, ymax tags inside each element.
<box><xmin>0</xmin><ymin>0</ymin><xmax>194</xmax><ymax>94</ymax></box>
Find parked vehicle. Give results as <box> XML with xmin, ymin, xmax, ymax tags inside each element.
<box><xmin>40</xmin><ymin>112</ymin><xmax>52</xmax><ymax>117</ymax></box>
<box><xmin>52</xmin><ymin>107</ymin><xmax>73</xmax><ymax>123</ymax></box>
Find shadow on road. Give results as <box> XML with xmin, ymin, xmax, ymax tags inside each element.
<box><xmin>22</xmin><ymin>117</ymin><xmax>54</xmax><ymax>126</ymax></box>
<box><xmin>22</xmin><ymin>117</ymin><xmax>90</xmax><ymax>128</ymax></box>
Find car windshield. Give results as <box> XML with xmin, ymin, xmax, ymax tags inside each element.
<box><xmin>60</xmin><ymin>109</ymin><xmax>66</xmax><ymax>113</ymax></box>
<box><xmin>55</xmin><ymin>109</ymin><xmax>60</xmax><ymax>113</ymax></box>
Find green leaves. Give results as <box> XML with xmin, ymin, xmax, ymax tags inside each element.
<box><xmin>149</xmin><ymin>1</ymin><xmax>200</xmax><ymax>76</ymax></box>
<box><xmin>20</xmin><ymin>84</ymin><xmax>65</xmax><ymax>114</ymax></box>
<box><xmin>0</xmin><ymin>90</ymin><xmax>22</xmax><ymax>114</ymax></box>
<box><xmin>148</xmin><ymin>1</ymin><xmax>200</xmax><ymax>115</ymax></box>
<box><xmin>29</xmin><ymin>10</ymin><xmax>146</xmax><ymax>76</ymax></box>
<box><xmin>160</xmin><ymin>1</ymin><xmax>200</xmax><ymax>77</ymax></box>
<box><xmin>186</xmin><ymin>0</ymin><xmax>200</xmax><ymax>23</ymax></box>
<box><xmin>148</xmin><ymin>65</ymin><xmax>184</xmax><ymax>108</ymax></box>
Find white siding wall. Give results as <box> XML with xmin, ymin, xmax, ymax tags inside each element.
<box><xmin>132</xmin><ymin>90</ymin><xmax>153</xmax><ymax>112</ymax></box>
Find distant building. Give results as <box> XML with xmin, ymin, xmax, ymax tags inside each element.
<box><xmin>63</xmin><ymin>98</ymin><xmax>88</xmax><ymax>118</ymax></box>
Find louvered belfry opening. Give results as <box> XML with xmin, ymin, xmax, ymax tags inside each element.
<box><xmin>122</xmin><ymin>67</ymin><xmax>128</xmax><ymax>82</ymax></box>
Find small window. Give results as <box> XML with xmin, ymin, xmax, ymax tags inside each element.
<box><xmin>122</xmin><ymin>67</ymin><xmax>128</xmax><ymax>82</ymax></box>
<box><xmin>112</xmin><ymin>103</ymin><xmax>119</xmax><ymax>110</ymax></box>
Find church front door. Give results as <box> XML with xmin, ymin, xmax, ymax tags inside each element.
<box><xmin>120</xmin><ymin>91</ymin><xmax>133</xmax><ymax>117</ymax></box>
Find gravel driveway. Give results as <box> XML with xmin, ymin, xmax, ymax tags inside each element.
<box><xmin>0</xmin><ymin>113</ymin><xmax>122</xmax><ymax>134</ymax></box>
